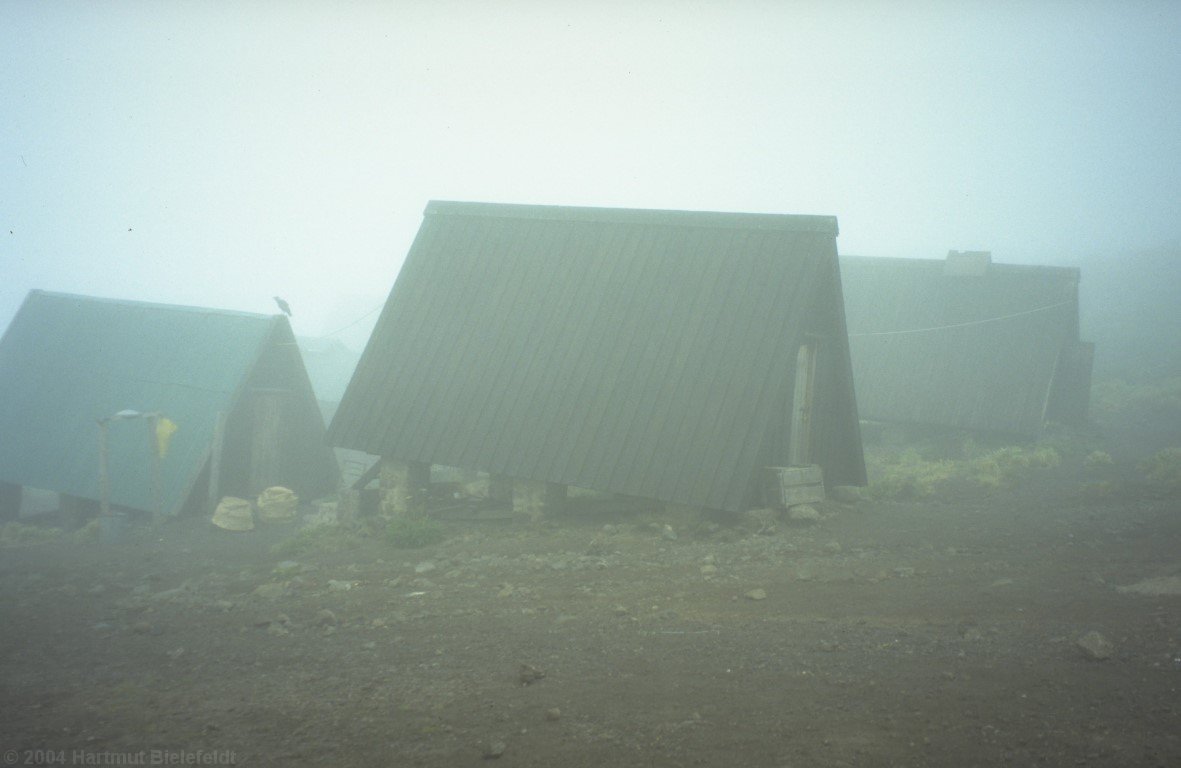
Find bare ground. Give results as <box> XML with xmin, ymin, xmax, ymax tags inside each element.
<box><xmin>1</xmin><ymin>466</ymin><xmax>1179</xmax><ymax>767</ymax></box>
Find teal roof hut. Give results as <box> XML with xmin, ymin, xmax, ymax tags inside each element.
<box><xmin>0</xmin><ymin>291</ymin><xmax>338</xmax><ymax>518</ymax></box>
<box><xmin>330</xmin><ymin>201</ymin><xmax>866</xmax><ymax>513</ymax></box>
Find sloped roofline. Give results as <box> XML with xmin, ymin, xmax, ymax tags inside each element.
<box><xmin>23</xmin><ymin>289</ymin><xmax>276</xmax><ymax>320</ymax></box>
<box><xmin>425</xmin><ymin>200</ymin><xmax>839</xmax><ymax>235</ymax></box>
<box><xmin>841</xmin><ymin>254</ymin><xmax>1081</xmax><ymax>281</ymax></box>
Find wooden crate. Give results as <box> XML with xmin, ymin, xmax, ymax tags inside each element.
<box><xmin>763</xmin><ymin>465</ymin><xmax>825</xmax><ymax>507</ymax></box>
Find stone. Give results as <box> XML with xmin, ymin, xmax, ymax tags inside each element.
<box><xmin>252</xmin><ymin>583</ymin><xmax>286</xmax><ymax>600</ymax></box>
<box><xmin>744</xmin><ymin>588</ymin><xmax>767</xmax><ymax>601</ymax></box>
<box><xmin>316</xmin><ymin>609</ymin><xmax>338</xmax><ymax>627</ymax></box>
<box><xmin>327</xmin><ymin>579</ymin><xmax>354</xmax><ymax>591</ymax></box>
<box><xmin>483</xmin><ymin>741</ymin><xmax>506</xmax><ymax>760</ymax></box>
<box><xmin>545</xmin><ymin>708</ymin><xmax>561</xmax><ymax>721</ymax></box>
<box><xmin>414</xmin><ymin>561</ymin><xmax>436</xmax><ymax>574</ymax></box>
<box><xmin>518</xmin><ymin>664</ymin><xmax>545</xmax><ymax>685</ymax></box>
<box><xmin>701</xmin><ymin>564</ymin><xmax>718</xmax><ymax>576</ymax></box>
<box><xmin>1076</xmin><ymin>630</ymin><xmax>1114</xmax><ymax>660</ymax></box>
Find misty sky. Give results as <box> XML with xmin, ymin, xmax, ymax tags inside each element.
<box><xmin>3</xmin><ymin>0</ymin><xmax>1179</xmax><ymax>349</ymax></box>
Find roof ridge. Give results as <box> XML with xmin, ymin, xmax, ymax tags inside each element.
<box><xmin>28</xmin><ymin>289</ymin><xmax>278</xmax><ymax>320</ymax></box>
<box><xmin>424</xmin><ymin>200</ymin><xmax>839</xmax><ymax>235</ymax></box>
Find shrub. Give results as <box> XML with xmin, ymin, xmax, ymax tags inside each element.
<box><xmin>867</xmin><ymin>444</ymin><xmax>1061</xmax><ymax>498</ymax></box>
<box><xmin>969</xmin><ymin>445</ymin><xmax>1060</xmax><ymax>488</ymax></box>
<box><xmin>1139</xmin><ymin>447</ymin><xmax>1181</xmax><ymax>489</ymax></box>
<box><xmin>867</xmin><ymin>450</ymin><xmax>956</xmax><ymax>499</ymax></box>
<box><xmin>1084</xmin><ymin>450</ymin><xmax>1114</xmax><ymax>467</ymax></box>
<box><xmin>0</xmin><ymin>522</ymin><xmax>64</xmax><ymax>546</ymax></box>
<box><xmin>271</xmin><ymin>525</ymin><xmax>361</xmax><ymax>557</ymax></box>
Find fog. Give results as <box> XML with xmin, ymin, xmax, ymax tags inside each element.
<box><xmin>3</xmin><ymin>0</ymin><xmax>1179</xmax><ymax>350</ymax></box>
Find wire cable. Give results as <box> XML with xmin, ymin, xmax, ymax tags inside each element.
<box><xmin>849</xmin><ymin>300</ymin><xmax>1071</xmax><ymax>338</ymax></box>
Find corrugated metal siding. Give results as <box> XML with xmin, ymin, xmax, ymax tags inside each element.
<box><xmin>840</xmin><ymin>256</ymin><xmax>1083</xmax><ymax>436</ymax></box>
<box><xmin>331</xmin><ymin>201</ymin><xmax>865</xmax><ymax>511</ymax></box>
<box><xmin>0</xmin><ymin>291</ymin><xmax>333</xmax><ymax>515</ymax></box>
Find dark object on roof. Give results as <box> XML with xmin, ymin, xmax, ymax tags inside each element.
<box><xmin>840</xmin><ymin>253</ymin><xmax>1093</xmax><ymax>437</ymax></box>
<box><xmin>0</xmin><ymin>291</ymin><xmax>338</xmax><ymax>516</ymax></box>
<box><xmin>330</xmin><ymin>200</ymin><xmax>866</xmax><ymax>513</ymax></box>
<box><xmin>273</xmin><ymin>296</ymin><xmax>292</xmax><ymax>316</ymax></box>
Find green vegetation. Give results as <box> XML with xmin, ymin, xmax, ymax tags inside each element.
<box><xmin>271</xmin><ymin>525</ymin><xmax>363</xmax><ymax>557</ymax></box>
<box><xmin>0</xmin><ymin>522</ymin><xmax>64</xmax><ymax>546</ymax></box>
<box><xmin>866</xmin><ymin>450</ymin><xmax>956</xmax><ymax>500</ymax></box>
<box><xmin>1084</xmin><ymin>450</ymin><xmax>1113</xmax><ymax>467</ymax></box>
<box><xmin>1139</xmin><ymin>447</ymin><xmax>1181</xmax><ymax>490</ymax></box>
<box><xmin>867</xmin><ymin>443</ymin><xmax>1061</xmax><ymax>500</ymax></box>
<box><xmin>385</xmin><ymin>516</ymin><xmax>447</xmax><ymax>548</ymax></box>
<box><xmin>968</xmin><ymin>445</ymin><xmax>1061</xmax><ymax>489</ymax></box>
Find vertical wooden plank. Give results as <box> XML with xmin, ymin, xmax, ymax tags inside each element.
<box><xmin>98</xmin><ymin>420</ymin><xmax>111</xmax><ymax>519</ymax></box>
<box><xmin>208</xmin><ymin>411</ymin><xmax>226</xmax><ymax>514</ymax></box>
<box><xmin>250</xmin><ymin>390</ymin><xmax>288</xmax><ymax>494</ymax></box>
<box><xmin>789</xmin><ymin>343</ymin><xmax>817</xmax><ymax>466</ymax></box>
<box><xmin>406</xmin><ymin>460</ymin><xmax>431</xmax><ymax>517</ymax></box>
<box><xmin>148</xmin><ymin>414</ymin><xmax>163</xmax><ymax>522</ymax></box>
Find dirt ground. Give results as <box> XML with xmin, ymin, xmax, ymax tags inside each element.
<box><xmin>2</xmin><ymin>452</ymin><xmax>1180</xmax><ymax>767</ymax></box>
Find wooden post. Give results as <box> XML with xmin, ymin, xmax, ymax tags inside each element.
<box><xmin>789</xmin><ymin>343</ymin><xmax>817</xmax><ymax>466</ymax></box>
<box><xmin>406</xmin><ymin>460</ymin><xmax>431</xmax><ymax>517</ymax></box>
<box><xmin>148</xmin><ymin>414</ymin><xmax>163</xmax><ymax>523</ymax></box>
<box><xmin>208</xmin><ymin>411</ymin><xmax>226</xmax><ymax>515</ymax></box>
<box><xmin>98</xmin><ymin>420</ymin><xmax>111</xmax><ymax>519</ymax></box>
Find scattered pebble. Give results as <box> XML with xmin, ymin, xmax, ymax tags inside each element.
<box><xmin>1076</xmin><ymin>630</ymin><xmax>1114</xmax><ymax>661</ymax></box>
<box><xmin>252</xmin><ymin>583</ymin><xmax>286</xmax><ymax>600</ymax></box>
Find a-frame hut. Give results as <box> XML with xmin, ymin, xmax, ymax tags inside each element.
<box><xmin>330</xmin><ymin>201</ymin><xmax>865</xmax><ymax>514</ymax></box>
<box><xmin>0</xmin><ymin>291</ymin><xmax>338</xmax><ymax>520</ymax></box>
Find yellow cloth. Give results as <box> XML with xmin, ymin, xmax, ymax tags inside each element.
<box><xmin>155</xmin><ymin>416</ymin><xmax>178</xmax><ymax>458</ymax></box>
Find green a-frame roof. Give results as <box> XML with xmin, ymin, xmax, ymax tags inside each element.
<box><xmin>331</xmin><ymin>201</ymin><xmax>866</xmax><ymax>512</ymax></box>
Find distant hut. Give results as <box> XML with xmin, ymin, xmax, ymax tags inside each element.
<box><xmin>330</xmin><ymin>201</ymin><xmax>866</xmax><ymax>515</ymax></box>
<box><xmin>840</xmin><ymin>252</ymin><xmax>1094</xmax><ymax>437</ymax></box>
<box><xmin>0</xmin><ymin>291</ymin><xmax>338</xmax><ymax>520</ymax></box>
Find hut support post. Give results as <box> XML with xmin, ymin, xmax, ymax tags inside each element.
<box><xmin>98</xmin><ymin>420</ymin><xmax>111</xmax><ymax>519</ymax></box>
<box><xmin>407</xmin><ymin>460</ymin><xmax>431</xmax><ymax>517</ymax></box>
<box><xmin>208</xmin><ymin>411</ymin><xmax>226</xmax><ymax>515</ymax></box>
